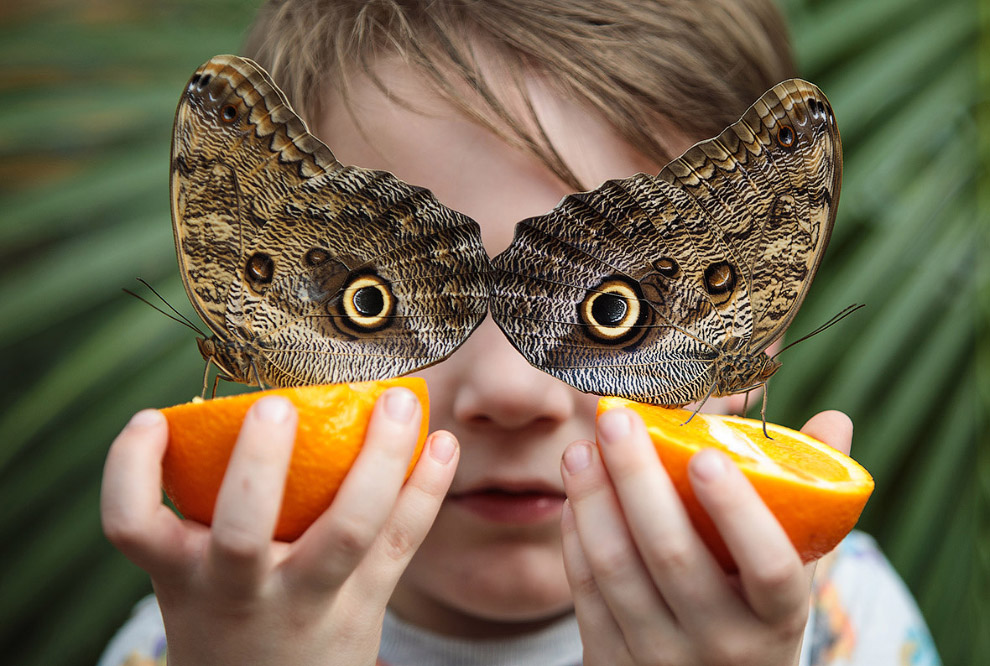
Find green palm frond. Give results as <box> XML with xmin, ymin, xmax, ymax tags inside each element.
<box><xmin>0</xmin><ymin>3</ymin><xmax>257</xmax><ymax>664</ymax></box>
<box><xmin>0</xmin><ymin>1</ymin><xmax>981</xmax><ymax>664</ymax></box>
<box><xmin>778</xmin><ymin>0</ymin><xmax>981</xmax><ymax>663</ymax></box>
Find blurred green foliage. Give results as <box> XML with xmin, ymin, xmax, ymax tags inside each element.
<box><xmin>0</xmin><ymin>0</ymin><xmax>982</xmax><ymax>664</ymax></box>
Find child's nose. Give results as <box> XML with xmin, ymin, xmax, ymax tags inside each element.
<box><xmin>451</xmin><ymin>317</ymin><xmax>576</xmax><ymax>430</ymax></box>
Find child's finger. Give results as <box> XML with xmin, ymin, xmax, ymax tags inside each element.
<box><xmin>207</xmin><ymin>396</ymin><xmax>297</xmax><ymax>592</ymax></box>
<box><xmin>560</xmin><ymin>436</ymin><xmax>676</xmax><ymax>653</ymax></box>
<box><xmin>593</xmin><ymin>409</ymin><xmax>737</xmax><ymax>625</ymax></box>
<box><xmin>688</xmin><ymin>448</ymin><xmax>810</xmax><ymax>625</ymax></box>
<box><xmin>282</xmin><ymin>388</ymin><xmax>422</xmax><ymax>594</ymax></box>
<box><xmin>101</xmin><ymin>410</ymin><xmax>200</xmax><ymax>577</ymax></box>
<box><xmin>560</xmin><ymin>499</ymin><xmax>630</xmax><ymax>664</ymax></box>
<box><xmin>800</xmin><ymin>410</ymin><xmax>853</xmax><ymax>456</ymax></box>
<box><xmin>351</xmin><ymin>430</ymin><xmax>459</xmax><ymax>599</ymax></box>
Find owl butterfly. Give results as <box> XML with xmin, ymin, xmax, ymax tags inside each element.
<box><xmin>171</xmin><ymin>55</ymin><xmax>491</xmax><ymax>393</ymax></box>
<box><xmin>491</xmin><ymin>79</ymin><xmax>842</xmax><ymax>417</ymax></box>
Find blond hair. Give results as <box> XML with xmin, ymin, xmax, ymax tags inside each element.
<box><xmin>243</xmin><ymin>0</ymin><xmax>795</xmax><ymax>190</ymax></box>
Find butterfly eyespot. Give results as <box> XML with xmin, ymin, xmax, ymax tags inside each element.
<box><xmin>653</xmin><ymin>257</ymin><xmax>680</xmax><ymax>279</ymax></box>
<box><xmin>303</xmin><ymin>247</ymin><xmax>330</xmax><ymax>267</ymax></box>
<box><xmin>580</xmin><ymin>278</ymin><xmax>642</xmax><ymax>343</ymax></box>
<box><xmin>592</xmin><ymin>293</ymin><xmax>627</xmax><ymax>326</ymax></box>
<box><xmin>353</xmin><ymin>286</ymin><xmax>385</xmax><ymax>316</ymax></box>
<box><xmin>245</xmin><ymin>252</ymin><xmax>274</xmax><ymax>286</ymax></box>
<box><xmin>775</xmin><ymin>125</ymin><xmax>796</xmax><ymax>148</ymax></box>
<box><xmin>341</xmin><ymin>274</ymin><xmax>394</xmax><ymax>331</ymax></box>
<box><xmin>703</xmin><ymin>261</ymin><xmax>737</xmax><ymax>296</ymax></box>
<box><xmin>220</xmin><ymin>104</ymin><xmax>238</xmax><ymax>123</ymax></box>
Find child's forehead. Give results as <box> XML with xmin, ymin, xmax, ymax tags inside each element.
<box><xmin>315</xmin><ymin>78</ymin><xmax>564</xmax><ymax>250</ymax></box>
<box><xmin>316</xmin><ymin>53</ymin><xmax>539</xmax><ymax>149</ymax></box>
<box><xmin>313</xmin><ymin>57</ymin><xmax>676</xmax><ymax>249</ymax></box>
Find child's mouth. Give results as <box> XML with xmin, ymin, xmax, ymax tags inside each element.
<box><xmin>448</xmin><ymin>487</ymin><xmax>566</xmax><ymax>525</ymax></box>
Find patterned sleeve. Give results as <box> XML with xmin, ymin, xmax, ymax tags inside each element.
<box><xmin>97</xmin><ymin>594</ymin><xmax>168</xmax><ymax>666</ymax></box>
<box><xmin>801</xmin><ymin>531</ymin><xmax>941</xmax><ymax>666</ymax></box>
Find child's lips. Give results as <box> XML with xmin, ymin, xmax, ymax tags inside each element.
<box><xmin>447</xmin><ymin>484</ymin><xmax>566</xmax><ymax>525</ymax></box>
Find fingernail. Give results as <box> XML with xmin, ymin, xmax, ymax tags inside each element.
<box><xmin>429</xmin><ymin>433</ymin><xmax>456</xmax><ymax>463</ymax></box>
<box><xmin>563</xmin><ymin>442</ymin><xmax>592</xmax><ymax>474</ymax></box>
<box><xmin>128</xmin><ymin>409</ymin><xmax>164</xmax><ymax>428</ymax></box>
<box><xmin>253</xmin><ymin>396</ymin><xmax>292</xmax><ymax>423</ymax></box>
<box><xmin>597</xmin><ymin>409</ymin><xmax>631</xmax><ymax>445</ymax></box>
<box><xmin>691</xmin><ymin>449</ymin><xmax>728</xmax><ymax>482</ymax></box>
<box><xmin>384</xmin><ymin>388</ymin><xmax>416</xmax><ymax>423</ymax></box>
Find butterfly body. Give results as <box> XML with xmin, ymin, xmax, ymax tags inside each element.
<box><xmin>491</xmin><ymin>79</ymin><xmax>841</xmax><ymax>406</ymax></box>
<box><xmin>195</xmin><ymin>335</ymin><xmax>259</xmax><ymax>386</ymax></box>
<box><xmin>171</xmin><ymin>55</ymin><xmax>491</xmax><ymax>390</ymax></box>
<box><xmin>708</xmin><ymin>345</ymin><xmax>783</xmax><ymax>397</ymax></box>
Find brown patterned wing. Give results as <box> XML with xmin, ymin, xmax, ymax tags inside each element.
<box><xmin>490</xmin><ymin>79</ymin><xmax>841</xmax><ymax>404</ymax></box>
<box><xmin>171</xmin><ymin>55</ymin><xmax>340</xmax><ymax>334</ymax></box>
<box><xmin>662</xmin><ymin>78</ymin><xmax>842</xmax><ymax>350</ymax></box>
<box><xmin>171</xmin><ymin>55</ymin><xmax>491</xmax><ymax>386</ymax></box>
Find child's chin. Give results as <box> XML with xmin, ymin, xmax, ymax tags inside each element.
<box><xmin>445</xmin><ymin>560</ymin><xmax>573</xmax><ymax>624</ymax></box>
<box><xmin>400</xmin><ymin>519</ymin><xmax>574</xmax><ymax>628</ymax></box>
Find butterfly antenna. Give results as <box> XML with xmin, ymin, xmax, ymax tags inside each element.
<box><xmin>124</xmin><ymin>278</ymin><xmax>206</xmax><ymax>337</ymax></box>
<box><xmin>772</xmin><ymin>304</ymin><xmax>864</xmax><ymax>359</ymax></box>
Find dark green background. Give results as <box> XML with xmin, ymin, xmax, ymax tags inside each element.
<box><xmin>0</xmin><ymin>0</ymin><xmax>983</xmax><ymax>664</ymax></box>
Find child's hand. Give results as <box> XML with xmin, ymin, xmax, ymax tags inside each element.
<box><xmin>560</xmin><ymin>409</ymin><xmax>853</xmax><ymax>666</ymax></box>
<box><xmin>101</xmin><ymin>389</ymin><xmax>458</xmax><ymax>666</ymax></box>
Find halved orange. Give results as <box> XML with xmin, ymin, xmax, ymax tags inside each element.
<box><xmin>598</xmin><ymin>397</ymin><xmax>874</xmax><ymax>571</ymax></box>
<box><xmin>161</xmin><ymin>378</ymin><xmax>429</xmax><ymax>541</ymax></box>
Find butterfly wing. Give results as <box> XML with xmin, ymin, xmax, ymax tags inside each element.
<box><xmin>225</xmin><ymin>166</ymin><xmax>493</xmax><ymax>385</ymax></box>
<box><xmin>170</xmin><ymin>55</ymin><xmax>338</xmax><ymax>338</ymax></box>
<box><xmin>663</xmin><ymin>78</ymin><xmax>842</xmax><ymax>351</ymax></box>
<box><xmin>171</xmin><ymin>55</ymin><xmax>491</xmax><ymax>385</ymax></box>
<box><xmin>490</xmin><ymin>79</ymin><xmax>841</xmax><ymax>404</ymax></box>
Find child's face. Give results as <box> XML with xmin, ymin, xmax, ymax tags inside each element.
<box><xmin>317</xmin><ymin>59</ymin><xmax>742</xmax><ymax>635</ymax></box>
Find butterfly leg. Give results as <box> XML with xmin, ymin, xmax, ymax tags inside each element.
<box><xmin>200</xmin><ymin>360</ymin><xmax>213</xmax><ymax>399</ymax></box>
<box><xmin>759</xmin><ymin>383</ymin><xmax>772</xmax><ymax>440</ymax></box>
<box><xmin>680</xmin><ymin>381</ymin><xmax>718</xmax><ymax>426</ymax></box>
<box><xmin>251</xmin><ymin>361</ymin><xmax>266</xmax><ymax>392</ymax></box>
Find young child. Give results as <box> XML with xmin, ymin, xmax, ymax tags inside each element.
<box><xmin>98</xmin><ymin>1</ymin><xmax>940</xmax><ymax>664</ymax></box>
